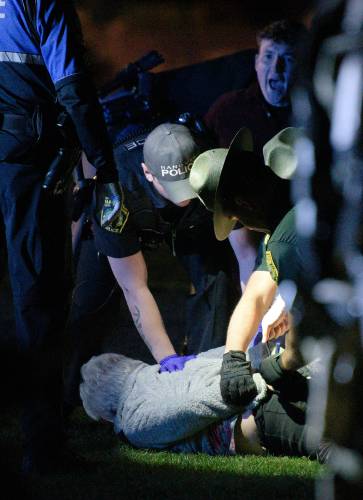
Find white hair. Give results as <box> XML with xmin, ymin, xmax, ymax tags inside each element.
<box><xmin>80</xmin><ymin>353</ymin><xmax>139</xmax><ymax>424</ymax></box>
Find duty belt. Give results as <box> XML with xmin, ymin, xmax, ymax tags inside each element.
<box><xmin>0</xmin><ymin>113</ymin><xmax>30</xmax><ymax>134</ymax></box>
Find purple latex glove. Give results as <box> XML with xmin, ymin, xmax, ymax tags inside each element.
<box><xmin>159</xmin><ymin>354</ymin><xmax>197</xmax><ymax>373</ymax></box>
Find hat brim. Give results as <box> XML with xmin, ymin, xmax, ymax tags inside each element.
<box><xmin>262</xmin><ymin>127</ymin><xmax>302</xmax><ymax>179</ymax></box>
<box><xmin>159</xmin><ymin>178</ymin><xmax>198</xmax><ymax>204</ymax></box>
<box><xmin>212</xmin><ymin>127</ymin><xmax>255</xmax><ymax>240</ymax></box>
<box><xmin>221</xmin><ymin>127</ymin><xmax>254</xmax><ymax>178</ymax></box>
<box><xmin>213</xmin><ymin>197</ymin><xmax>236</xmax><ymax>241</ymax></box>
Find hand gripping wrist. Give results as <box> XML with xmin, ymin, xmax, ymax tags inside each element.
<box><xmin>259</xmin><ymin>355</ymin><xmax>285</xmax><ymax>385</ymax></box>
<box><xmin>220</xmin><ymin>351</ymin><xmax>258</xmax><ymax>406</ymax></box>
<box><xmin>260</xmin><ymin>355</ymin><xmax>308</xmax><ymax>397</ymax></box>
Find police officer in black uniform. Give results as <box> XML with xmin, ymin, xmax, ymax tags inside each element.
<box><xmin>0</xmin><ymin>0</ymin><xmax>128</xmax><ymax>474</ymax></box>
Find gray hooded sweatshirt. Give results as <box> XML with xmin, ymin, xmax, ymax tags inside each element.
<box><xmin>114</xmin><ymin>347</ymin><xmax>239</xmax><ymax>453</ymax></box>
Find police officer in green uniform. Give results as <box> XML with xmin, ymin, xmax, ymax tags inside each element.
<box><xmin>256</xmin><ymin>207</ymin><xmax>300</xmax><ymax>285</ymax></box>
<box><xmin>189</xmin><ymin>127</ymin><xmax>303</xmax><ymax>406</ymax></box>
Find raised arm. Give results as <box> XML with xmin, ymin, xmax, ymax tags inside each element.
<box><xmin>220</xmin><ymin>270</ymin><xmax>277</xmax><ymax>407</ymax></box>
<box><xmin>225</xmin><ymin>270</ymin><xmax>277</xmax><ymax>353</ymax></box>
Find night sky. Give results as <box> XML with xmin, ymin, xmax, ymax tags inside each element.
<box><xmin>75</xmin><ymin>0</ymin><xmax>313</xmax><ymax>85</ymax></box>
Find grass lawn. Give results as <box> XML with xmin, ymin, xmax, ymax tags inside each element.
<box><xmin>2</xmin><ymin>407</ymin><xmax>324</xmax><ymax>500</ymax></box>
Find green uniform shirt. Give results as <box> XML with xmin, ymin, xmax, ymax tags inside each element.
<box><xmin>256</xmin><ymin>208</ymin><xmax>301</xmax><ymax>284</ymax></box>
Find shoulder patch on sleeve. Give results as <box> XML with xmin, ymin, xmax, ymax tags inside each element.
<box><xmin>265</xmin><ymin>250</ymin><xmax>278</xmax><ymax>282</ymax></box>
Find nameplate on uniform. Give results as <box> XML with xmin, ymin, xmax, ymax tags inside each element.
<box><xmin>123</xmin><ymin>139</ymin><xmax>146</xmax><ymax>152</ymax></box>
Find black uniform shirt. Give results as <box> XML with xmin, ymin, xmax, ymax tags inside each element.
<box><xmin>93</xmin><ymin>131</ymin><xmax>220</xmax><ymax>261</ymax></box>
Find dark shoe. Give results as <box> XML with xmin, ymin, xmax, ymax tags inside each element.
<box><xmin>21</xmin><ymin>448</ymin><xmax>94</xmax><ymax>476</ymax></box>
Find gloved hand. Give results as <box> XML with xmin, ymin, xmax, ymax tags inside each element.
<box><xmin>94</xmin><ymin>180</ymin><xmax>129</xmax><ymax>233</ymax></box>
<box><xmin>260</xmin><ymin>354</ymin><xmax>285</xmax><ymax>386</ymax></box>
<box><xmin>260</xmin><ymin>354</ymin><xmax>308</xmax><ymax>399</ymax></box>
<box><xmin>159</xmin><ymin>354</ymin><xmax>197</xmax><ymax>373</ymax></box>
<box><xmin>220</xmin><ymin>351</ymin><xmax>257</xmax><ymax>406</ymax></box>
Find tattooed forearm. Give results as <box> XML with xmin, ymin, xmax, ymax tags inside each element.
<box><xmin>131</xmin><ymin>305</ymin><xmax>154</xmax><ymax>354</ymax></box>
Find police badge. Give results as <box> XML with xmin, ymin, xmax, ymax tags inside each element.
<box><xmin>96</xmin><ymin>181</ymin><xmax>129</xmax><ymax>234</ymax></box>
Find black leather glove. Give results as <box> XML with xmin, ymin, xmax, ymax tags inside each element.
<box><xmin>260</xmin><ymin>355</ymin><xmax>308</xmax><ymax>400</ymax></box>
<box><xmin>260</xmin><ymin>355</ymin><xmax>285</xmax><ymax>386</ymax></box>
<box><xmin>220</xmin><ymin>351</ymin><xmax>258</xmax><ymax>406</ymax></box>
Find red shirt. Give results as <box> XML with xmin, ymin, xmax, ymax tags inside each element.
<box><xmin>205</xmin><ymin>81</ymin><xmax>291</xmax><ymax>154</ymax></box>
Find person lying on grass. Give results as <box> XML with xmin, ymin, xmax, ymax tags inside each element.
<box><xmin>80</xmin><ymin>322</ymin><xmax>330</xmax><ymax>463</ymax></box>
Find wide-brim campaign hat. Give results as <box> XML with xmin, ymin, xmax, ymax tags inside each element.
<box><xmin>262</xmin><ymin>127</ymin><xmax>301</xmax><ymax>180</ymax></box>
<box><xmin>189</xmin><ymin>127</ymin><xmax>301</xmax><ymax>240</ymax></box>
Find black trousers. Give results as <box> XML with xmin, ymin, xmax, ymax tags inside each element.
<box><xmin>254</xmin><ymin>376</ymin><xmax>320</xmax><ymax>459</ymax></box>
<box><xmin>0</xmin><ymin>153</ymin><xmax>71</xmax><ymax>453</ymax></box>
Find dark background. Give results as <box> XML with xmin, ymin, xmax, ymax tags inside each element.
<box><xmin>74</xmin><ymin>0</ymin><xmax>314</xmax><ymax>86</ymax></box>
<box><xmin>0</xmin><ymin>0</ymin><xmax>315</xmax><ymax>357</ymax></box>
